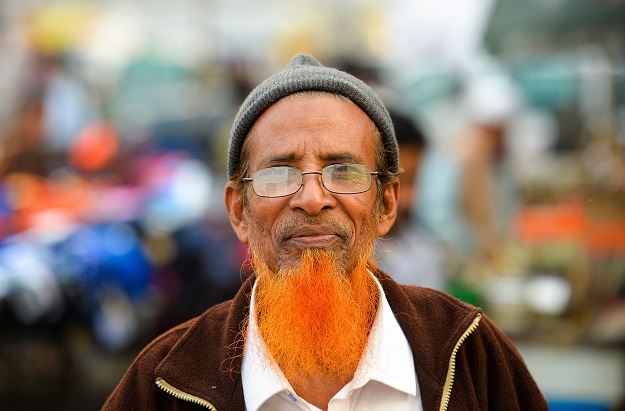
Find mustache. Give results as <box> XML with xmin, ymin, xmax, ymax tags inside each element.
<box><xmin>275</xmin><ymin>214</ymin><xmax>352</xmax><ymax>245</ymax></box>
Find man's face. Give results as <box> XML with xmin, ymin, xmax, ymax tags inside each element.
<box><xmin>225</xmin><ymin>94</ymin><xmax>398</xmax><ymax>274</ymax></box>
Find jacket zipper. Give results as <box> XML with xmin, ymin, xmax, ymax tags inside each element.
<box><xmin>156</xmin><ymin>377</ymin><xmax>218</xmax><ymax>410</ymax></box>
<box><xmin>439</xmin><ymin>313</ymin><xmax>482</xmax><ymax>411</ymax></box>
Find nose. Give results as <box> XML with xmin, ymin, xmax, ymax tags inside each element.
<box><xmin>289</xmin><ymin>172</ymin><xmax>335</xmax><ymax>215</ymax></box>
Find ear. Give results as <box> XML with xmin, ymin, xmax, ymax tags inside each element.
<box><xmin>376</xmin><ymin>180</ymin><xmax>399</xmax><ymax>237</ymax></box>
<box><xmin>224</xmin><ymin>181</ymin><xmax>249</xmax><ymax>244</ymax></box>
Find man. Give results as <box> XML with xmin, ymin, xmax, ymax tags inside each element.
<box><xmin>103</xmin><ymin>54</ymin><xmax>547</xmax><ymax>410</ymax></box>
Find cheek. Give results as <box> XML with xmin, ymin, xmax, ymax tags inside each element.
<box><xmin>245</xmin><ymin>212</ymin><xmax>270</xmax><ymax>244</ymax></box>
<box><xmin>346</xmin><ymin>199</ymin><xmax>380</xmax><ymax>242</ymax></box>
<box><xmin>244</xmin><ymin>201</ymin><xmax>281</xmax><ymax>247</ymax></box>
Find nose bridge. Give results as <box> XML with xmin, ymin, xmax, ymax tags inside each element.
<box><xmin>290</xmin><ymin>170</ymin><xmax>334</xmax><ymax>214</ymax></box>
<box><xmin>300</xmin><ymin>170</ymin><xmax>327</xmax><ymax>194</ymax></box>
<box><xmin>301</xmin><ymin>170</ymin><xmax>323</xmax><ymax>184</ymax></box>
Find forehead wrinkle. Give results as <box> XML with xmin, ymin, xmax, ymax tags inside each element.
<box><xmin>253</xmin><ymin>136</ymin><xmax>360</xmax><ymax>163</ymax></box>
<box><xmin>270</xmin><ymin>147</ymin><xmax>364</xmax><ymax>167</ymax></box>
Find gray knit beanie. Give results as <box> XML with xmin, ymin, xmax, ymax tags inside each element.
<box><xmin>227</xmin><ymin>54</ymin><xmax>398</xmax><ymax>179</ymax></box>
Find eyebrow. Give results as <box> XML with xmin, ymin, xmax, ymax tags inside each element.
<box><xmin>266</xmin><ymin>154</ymin><xmax>296</xmax><ymax>165</ymax></box>
<box><xmin>324</xmin><ymin>153</ymin><xmax>360</xmax><ymax>163</ymax></box>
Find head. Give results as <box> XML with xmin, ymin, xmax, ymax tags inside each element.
<box><xmin>463</xmin><ymin>73</ymin><xmax>522</xmax><ymax>160</ymax></box>
<box><xmin>225</xmin><ymin>54</ymin><xmax>400</xmax><ymax>275</ymax></box>
<box><xmin>390</xmin><ymin>110</ymin><xmax>427</xmax><ymax>226</ymax></box>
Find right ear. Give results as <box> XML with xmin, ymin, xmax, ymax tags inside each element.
<box><xmin>224</xmin><ymin>181</ymin><xmax>249</xmax><ymax>244</ymax></box>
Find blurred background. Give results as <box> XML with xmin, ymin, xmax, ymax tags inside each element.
<box><xmin>0</xmin><ymin>0</ymin><xmax>623</xmax><ymax>409</ymax></box>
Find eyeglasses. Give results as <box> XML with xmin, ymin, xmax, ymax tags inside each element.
<box><xmin>242</xmin><ymin>164</ymin><xmax>379</xmax><ymax>198</ymax></box>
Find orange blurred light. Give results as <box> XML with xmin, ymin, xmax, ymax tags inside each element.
<box><xmin>69</xmin><ymin>121</ymin><xmax>119</xmax><ymax>171</ymax></box>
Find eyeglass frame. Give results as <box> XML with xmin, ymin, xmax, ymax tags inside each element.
<box><xmin>241</xmin><ymin>163</ymin><xmax>380</xmax><ymax>198</ymax></box>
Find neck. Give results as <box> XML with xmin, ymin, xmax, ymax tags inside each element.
<box><xmin>291</xmin><ymin>372</ymin><xmax>354</xmax><ymax>411</ymax></box>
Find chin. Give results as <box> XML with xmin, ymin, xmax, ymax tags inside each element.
<box><xmin>276</xmin><ymin>248</ymin><xmax>350</xmax><ymax>274</ymax></box>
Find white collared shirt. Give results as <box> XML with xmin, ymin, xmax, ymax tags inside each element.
<box><xmin>241</xmin><ymin>273</ymin><xmax>423</xmax><ymax>411</ymax></box>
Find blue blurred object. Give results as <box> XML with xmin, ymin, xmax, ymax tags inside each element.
<box><xmin>0</xmin><ymin>183</ymin><xmax>12</xmax><ymax>240</ymax></box>
<box><xmin>0</xmin><ymin>238</ymin><xmax>64</xmax><ymax>323</ymax></box>
<box><xmin>126</xmin><ymin>150</ymin><xmax>213</xmax><ymax>234</ymax></box>
<box><xmin>548</xmin><ymin>398</ymin><xmax>610</xmax><ymax>411</ymax></box>
<box><xmin>53</xmin><ymin>222</ymin><xmax>154</xmax><ymax>351</ymax></box>
<box><xmin>56</xmin><ymin>222</ymin><xmax>153</xmax><ymax>299</ymax></box>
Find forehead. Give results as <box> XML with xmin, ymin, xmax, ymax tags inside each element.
<box><xmin>245</xmin><ymin>94</ymin><xmax>378</xmax><ymax>170</ymax></box>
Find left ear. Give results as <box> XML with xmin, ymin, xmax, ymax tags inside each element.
<box><xmin>376</xmin><ymin>180</ymin><xmax>399</xmax><ymax>237</ymax></box>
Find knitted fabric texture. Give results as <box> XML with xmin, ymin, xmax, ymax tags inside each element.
<box><xmin>227</xmin><ymin>54</ymin><xmax>398</xmax><ymax>179</ymax></box>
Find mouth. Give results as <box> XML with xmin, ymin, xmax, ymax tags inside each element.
<box><xmin>283</xmin><ymin>225</ymin><xmax>343</xmax><ymax>248</ymax></box>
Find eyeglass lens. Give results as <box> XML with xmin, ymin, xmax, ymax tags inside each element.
<box><xmin>250</xmin><ymin>164</ymin><xmax>373</xmax><ymax>197</ymax></box>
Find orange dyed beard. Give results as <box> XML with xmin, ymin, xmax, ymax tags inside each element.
<box><xmin>251</xmin><ymin>247</ymin><xmax>379</xmax><ymax>385</ymax></box>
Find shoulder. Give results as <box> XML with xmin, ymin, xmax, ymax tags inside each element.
<box><xmin>121</xmin><ymin>299</ymin><xmax>235</xmax><ymax>372</ymax></box>
<box><xmin>102</xmin><ymin>298</ymin><xmax>239</xmax><ymax>409</ymax></box>
<box><xmin>393</xmin><ymin>283</ymin><xmax>536</xmax><ymax>372</ymax></box>
<box><xmin>382</xmin><ymin>276</ymin><xmax>482</xmax><ymax>322</ymax></box>
<box><xmin>139</xmin><ymin>298</ymin><xmax>236</xmax><ymax>366</ymax></box>
<box><xmin>376</xmin><ymin>270</ymin><xmax>483</xmax><ymax>346</ymax></box>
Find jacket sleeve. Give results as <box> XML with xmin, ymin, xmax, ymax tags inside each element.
<box><xmin>450</xmin><ymin>314</ymin><xmax>549</xmax><ymax>410</ymax></box>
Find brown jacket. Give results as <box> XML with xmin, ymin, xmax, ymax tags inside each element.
<box><xmin>102</xmin><ymin>269</ymin><xmax>548</xmax><ymax>410</ymax></box>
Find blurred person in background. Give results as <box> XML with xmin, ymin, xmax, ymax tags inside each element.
<box><xmin>458</xmin><ymin>74</ymin><xmax>523</xmax><ymax>262</ymax></box>
<box><xmin>418</xmin><ymin>70</ymin><xmax>523</xmax><ymax>266</ymax></box>
<box><xmin>103</xmin><ymin>54</ymin><xmax>547</xmax><ymax>411</ymax></box>
<box><xmin>377</xmin><ymin>110</ymin><xmax>447</xmax><ymax>290</ymax></box>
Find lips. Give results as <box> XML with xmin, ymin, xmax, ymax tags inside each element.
<box><xmin>286</xmin><ymin>225</ymin><xmax>341</xmax><ymax>246</ymax></box>
<box><xmin>275</xmin><ymin>215</ymin><xmax>352</xmax><ymax>249</ymax></box>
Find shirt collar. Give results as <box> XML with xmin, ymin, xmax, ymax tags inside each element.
<box><xmin>241</xmin><ymin>272</ymin><xmax>417</xmax><ymax>410</ymax></box>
